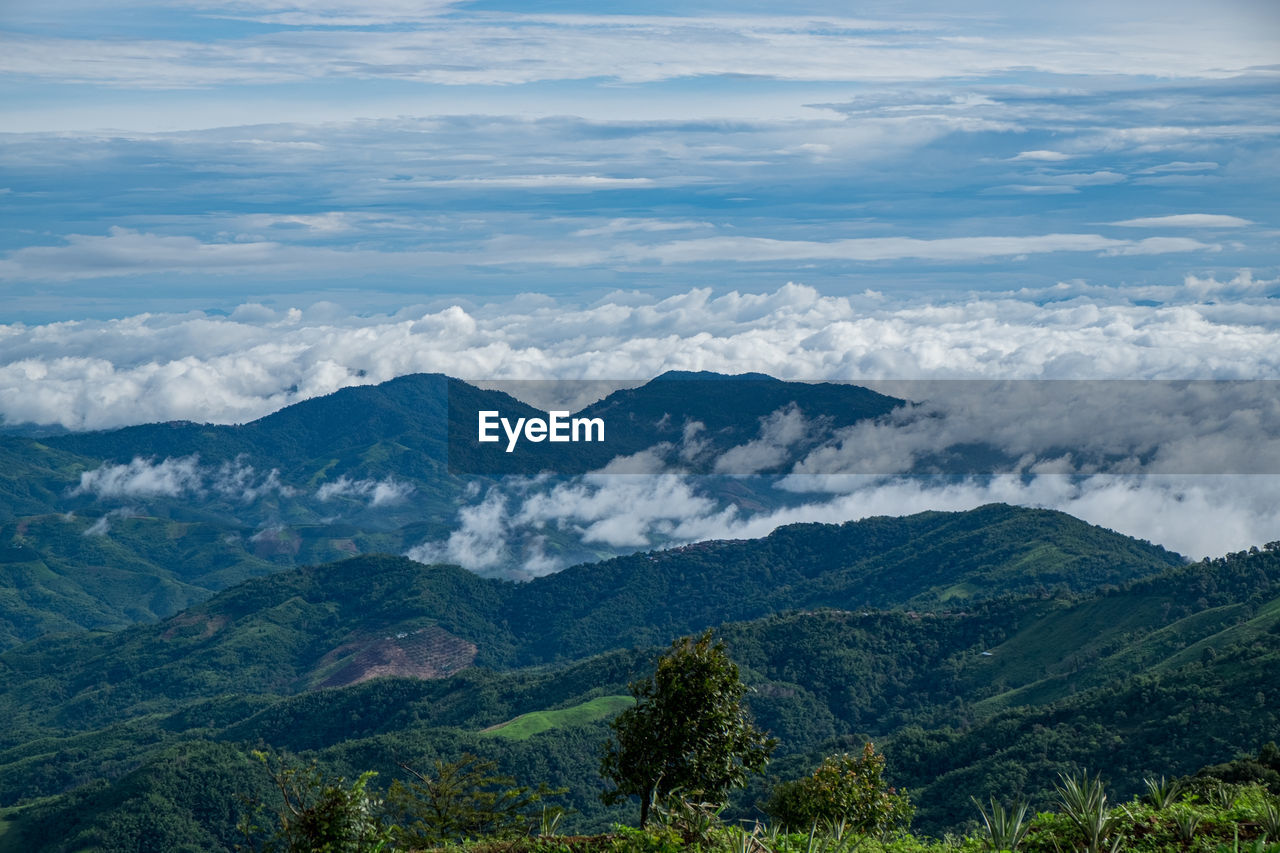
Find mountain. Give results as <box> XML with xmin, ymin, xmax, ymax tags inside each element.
<box><xmin>43</xmin><ymin>371</ymin><xmax>902</xmax><ymax>478</ymax></box>
<box><xmin>0</xmin><ymin>535</ymin><xmax>1275</xmax><ymax>851</ymax></box>
<box><xmin>0</xmin><ymin>372</ymin><xmax>908</xmax><ymax>649</ymax></box>
<box><xmin>0</xmin><ymin>505</ymin><xmax>1182</xmax><ymax>734</ymax></box>
<box><xmin>448</xmin><ymin>372</ymin><xmax>903</xmax><ymax>475</ymax></box>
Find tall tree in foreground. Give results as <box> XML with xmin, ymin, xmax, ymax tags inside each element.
<box><xmin>600</xmin><ymin>629</ymin><xmax>776</xmax><ymax>826</ymax></box>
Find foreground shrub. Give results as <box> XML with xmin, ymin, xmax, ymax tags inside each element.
<box><xmin>764</xmin><ymin>743</ymin><xmax>914</xmax><ymax>836</ymax></box>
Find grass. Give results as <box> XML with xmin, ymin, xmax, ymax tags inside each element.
<box><xmin>480</xmin><ymin>696</ymin><xmax>634</xmax><ymax>740</ymax></box>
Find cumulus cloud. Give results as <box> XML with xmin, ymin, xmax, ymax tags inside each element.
<box><xmin>405</xmin><ymin>489</ymin><xmax>512</xmax><ymax>571</ymax></box>
<box><xmin>4</xmin><ymin>280</ymin><xmax>1280</xmax><ymax>431</ymax></box>
<box><xmin>72</xmin><ymin>456</ymin><xmax>204</xmax><ymax>499</ymax></box>
<box><xmin>71</xmin><ymin>455</ymin><xmax>295</xmax><ymax>502</ymax></box>
<box><xmin>713</xmin><ymin>405</ymin><xmax>817</xmax><ymax>475</ymax></box>
<box><xmin>403</xmin><ymin>367</ymin><xmax>1280</xmax><ymax>573</ymax></box>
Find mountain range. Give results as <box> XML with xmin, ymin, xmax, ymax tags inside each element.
<box><xmin>0</xmin><ymin>373</ymin><xmax>1277</xmax><ymax>851</ymax></box>
<box><xmin>3</xmin><ymin>502</ymin><xmax>1278</xmax><ymax>851</ymax></box>
<box><xmin>0</xmin><ymin>372</ymin><xmax>903</xmax><ymax>648</ymax></box>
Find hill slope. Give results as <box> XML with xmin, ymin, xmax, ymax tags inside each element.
<box><xmin>1</xmin><ymin>544</ymin><xmax>1276</xmax><ymax>849</ymax></box>
<box><xmin>0</xmin><ymin>505</ymin><xmax>1182</xmax><ymax>732</ymax></box>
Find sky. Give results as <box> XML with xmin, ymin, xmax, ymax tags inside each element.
<box><xmin>1</xmin><ymin>0</ymin><xmax>1278</xmax><ymax>557</ymax></box>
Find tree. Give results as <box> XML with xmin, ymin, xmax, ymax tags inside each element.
<box><xmin>237</xmin><ymin>751</ymin><xmax>393</xmax><ymax>853</ymax></box>
<box><xmin>764</xmin><ymin>743</ymin><xmax>914</xmax><ymax>835</ymax></box>
<box><xmin>386</xmin><ymin>753</ymin><xmax>563</xmax><ymax>846</ymax></box>
<box><xmin>600</xmin><ymin>630</ymin><xmax>776</xmax><ymax>826</ymax></box>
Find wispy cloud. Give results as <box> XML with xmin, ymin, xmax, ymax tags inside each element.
<box><xmin>71</xmin><ymin>455</ymin><xmax>295</xmax><ymax>501</ymax></box>
<box><xmin>0</xmin><ymin>227</ymin><xmax>1227</xmax><ymax>284</ymax></box>
<box><xmin>317</xmin><ymin>475</ymin><xmax>413</xmax><ymax>506</ymax></box>
<box><xmin>631</xmin><ymin>234</ymin><xmax>1217</xmax><ymax>264</ymax></box>
<box><xmin>1108</xmin><ymin>213</ymin><xmax>1254</xmax><ymax>228</ymax></box>
<box><xmin>4</xmin><ymin>8</ymin><xmax>1276</xmax><ymax>91</ymax></box>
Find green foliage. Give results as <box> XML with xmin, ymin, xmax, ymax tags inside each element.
<box><xmin>1170</xmin><ymin>803</ymin><xmax>1201</xmax><ymax>843</ymax></box>
<box><xmin>1196</xmin><ymin>743</ymin><xmax>1280</xmax><ymax>795</ymax></box>
<box><xmin>601</xmin><ymin>631</ymin><xmax>776</xmax><ymax>826</ymax></box>
<box><xmin>238</xmin><ymin>751</ymin><xmax>393</xmax><ymax>853</ymax></box>
<box><xmin>0</xmin><ymin>741</ymin><xmax>269</xmax><ymax>853</ymax></box>
<box><xmin>385</xmin><ymin>753</ymin><xmax>564</xmax><ymax>846</ymax></box>
<box><xmin>1</xmin><ymin>519</ymin><xmax>1278</xmax><ymax>849</ymax></box>
<box><xmin>1142</xmin><ymin>776</ymin><xmax>1183</xmax><ymax>810</ymax></box>
<box><xmin>1052</xmin><ymin>771</ymin><xmax>1124</xmax><ymax>853</ymax></box>
<box><xmin>971</xmin><ymin>796</ymin><xmax>1029</xmax><ymax>851</ymax></box>
<box><xmin>764</xmin><ymin>744</ymin><xmax>914</xmax><ymax>837</ymax></box>
<box><xmin>483</xmin><ymin>696</ymin><xmax>635</xmax><ymax>741</ymax></box>
<box><xmin>1257</xmin><ymin>796</ymin><xmax>1280</xmax><ymax>840</ymax></box>
<box><xmin>647</xmin><ymin>793</ymin><xmax>726</xmax><ymax>845</ymax></box>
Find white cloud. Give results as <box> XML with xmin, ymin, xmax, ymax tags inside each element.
<box><xmin>571</xmin><ymin>218</ymin><xmax>714</xmax><ymax>238</ymax></box>
<box><xmin>405</xmin><ymin>489</ymin><xmax>510</xmax><ymax>570</ymax></box>
<box><xmin>82</xmin><ymin>507</ymin><xmax>140</xmax><ymax>537</ymax></box>
<box><xmin>784</xmin><ymin>380</ymin><xmax>1280</xmax><ymax>478</ymax></box>
<box><xmin>713</xmin><ymin>404</ymin><xmax>815</xmax><ymax>475</ymax></box>
<box><xmin>631</xmin><ymin>233</ymin><xmax>1215</xmax><ymax>264</ymax></box>
<box><xmin>1136</xmin><ymin>162</ymin><xmax>1219</xmax><ymax>174</ymax></box>
<box><xmin>72</xmin><ymin>455</ymin><xmax>295</xmax><ymax>501</ymax></box>
<box><xmin>4</xmin><ymin>9</ymin><xmax>1275</xmax><ymax>91</ymax></box>
<box><xmin>1010</xmin><ymin>150</ymin><xmax>1074</xmax><ymax>161</ymax></box>
<box><xmin>1102</xmin><ymin>236</ymin><xmax>1220</xmax><ymax>255</ymax></box>
<box><xmin>4</xmin><ymin>279</ymin><xmax>1279</xmax><ymax>431</ymax></box>
<box><xmin>0</xmin><ymin>228</ymin><xmax>304</xmax><ymax>282</ymax></box>
<box><xmin>73</xmin><ymin>455</ymin><xmax>205</xmax><ymax>499</ymax></box>
<box><xmin>317</xmin><ymin>475</ymin><xmax>414</xmax><ymax>506</ymax></box>
<box><xmin>1108</xmin><ymin>213</ymin><xmax>1254</xmax><ymax>228</ymax></box>
<box><xmin>397</xmin><ymin>176</ymin><xmax>659</xmax><ymax>190</ymax></box>
<box><xmin>408</xmin><ymin>468</ymin><xmax>1280</xmax><ymax>574</ymax></box>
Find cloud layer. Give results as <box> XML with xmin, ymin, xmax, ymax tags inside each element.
<box><xmin>407</xmin><ymin>470</ymin><xmax>1280</xmax><ymax>577</ymax></box>
<box><xmin>5</xmin><ymin>7</ymin><xmax>1276</xmax><ymax>90</ymax></box>
<box><xmin>2</xmin><ymin>280</ymin><xmax>1277</xmax><ymax>430</ymax></box>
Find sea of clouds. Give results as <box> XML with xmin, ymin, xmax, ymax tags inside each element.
<box><xmin>2</xmin><ymin>277</ymin><xmax>1277</xmax><ymax>431</ymax></box>
<box><xmin>8</xmin><ymin>279</ymin><xmax>1279</xmax><ymax>568</ymax></box>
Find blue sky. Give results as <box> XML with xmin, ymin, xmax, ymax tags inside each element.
<box><xmin>2</xmin><ymin>0</ymin><xmax>1279</xmax><ymax>557</ymax></box>
<box><xmin>1</xmin><ymin>0</ymin><xmax>1277</xmax><ymax>321</ymax></box>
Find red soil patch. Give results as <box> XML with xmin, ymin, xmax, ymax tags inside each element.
<box><xmin>315</xmin><ymin>625</ymin><xmax>477</xmax><ymax>689</ymax></box>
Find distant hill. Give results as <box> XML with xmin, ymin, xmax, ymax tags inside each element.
<box><xmin>0</xmin><ymin>538</ymin><xmax>1274</xmax><ymax>850</ymax></box>
<box><xmin>0</xmin><ymin>372</ymin><xmax>908</xmax><ymax>648</ymax></box>
<box><xmin>0</xmin><ymin>505</ymin><xmax>1182</xmax><ymax>732</ymax></box>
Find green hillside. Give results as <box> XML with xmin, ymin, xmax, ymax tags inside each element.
<box><xmin>481</xmin><ymin>695</ymin><xmax>636</xmax><ymax>740</ymax></box>
<box><xmin>0</xmin><ymin>505</ymin><xmax>1182</xmax><ymax>733</ymax></box>
<box><xmin>0</xmin><ymin>373</ymin><xmax>910</xmax><ymax>650</ymax></box>
<box><xmin>0</xmin><ymin>535</ymin><xmax>1273</xmax><ymax>849</ymax></box>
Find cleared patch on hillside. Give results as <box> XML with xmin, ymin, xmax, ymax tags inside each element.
<box><xmin>314</xmin><ymin>625</ymin><xmax>476</xmax><ymax>689</ymax></box>
<box><xmin>160</xmin><ymin>612</ymin><xmax>227</xmax><ymax>641</ymax></box>
<box><xmin>480</xmin><ymin>695</ymin><xmax>634</xmax><ymax>740</ymax></box>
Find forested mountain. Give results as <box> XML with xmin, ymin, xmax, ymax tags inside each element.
<box><xmin>0</xmin><ymin>505</ymin><xmax>1180</xmax><ymax>732</ymax></box>
<box><xmin>2</xmin><ymin>509</ymin><xmax>1276</xmax><ymax>851</ymax></box>
<box><xmin>0</xmin><ymin>373</ymin><xmax>903</xmax><ymax>648</ymax></box>
<box><xmin>0</xmin><ymin>372</ymin><xmax>1275</xmax><ymax>851</ymax></box>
